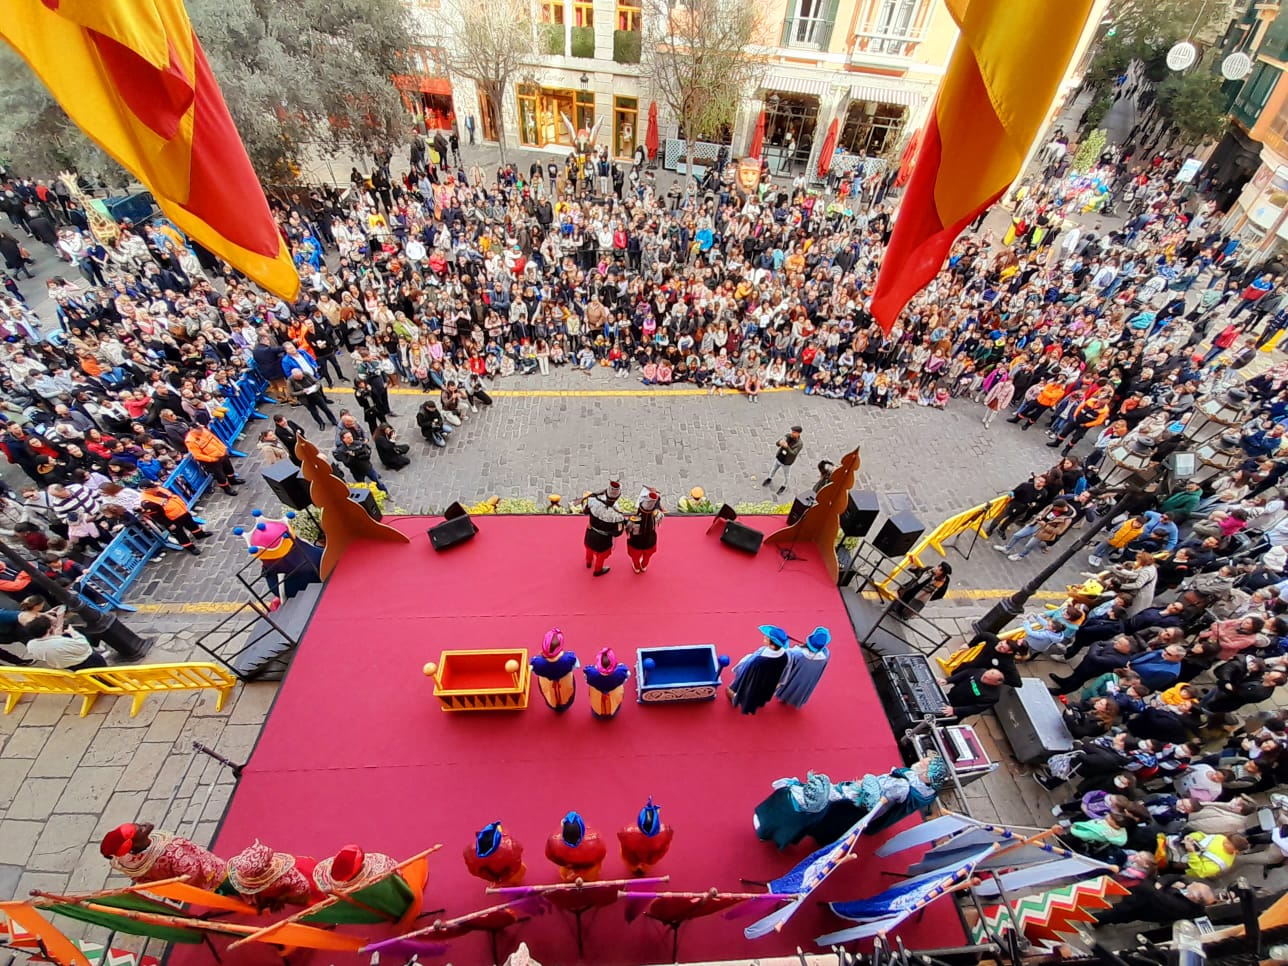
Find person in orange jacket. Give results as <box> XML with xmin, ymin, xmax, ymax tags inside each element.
<box><xmin>1050</xmin><ymin>388</ymin><xmax>1112</xmax><ymax>453</ymax></box>
<box><xmin>139</xmin><ymin>483</ymin><xmax>212</xmax><ymax>554</ymax></box>
<box><xmin>1008</xmin><ymin>380</ymin><xmax>1067</xmax><ymax>431</ymax></box>
<box><xmin>184</xmin><ymin>413</ymin><xmax>244</xmax><ymax>496</ymax></box>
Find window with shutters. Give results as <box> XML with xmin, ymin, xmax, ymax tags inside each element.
<box><xmin>782</xmin><ymin>0</ymin><xmax>837</xmax><ymax>50</ymax></box>
<box><xmin>853</xmin><ymin>0</ymin><xmax>930</xmax><ymax>58</ymax></box>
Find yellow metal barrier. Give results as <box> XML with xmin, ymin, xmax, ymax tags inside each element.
<box><xmin>0</xmin><ymin>666</ymin><xmax>103</xmax><ymax>716</ymax></box>
<box><xmin>1</xmin><ymin>662</ymin><xmax>237</xmax><ymax>718</ymax></box>
<box><xmin>874</xmin><ymin>495</ymin><xmax>1011</xmax><ymax>598</ymax></box>
<box><xmin>84</xmin><ymin>663</ymin><xmax>237</xmax><ymax>718</ymax></box>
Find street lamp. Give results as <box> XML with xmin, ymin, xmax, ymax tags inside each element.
<box><xmin>1188</xmin><ymin>386</ymin><xmax>1251</xmax><ymax>444</ymax></box>
<box><xmin>580</xmin><ymin>73</ymin><xmax>589</xmax><ymax>88</ymax></box>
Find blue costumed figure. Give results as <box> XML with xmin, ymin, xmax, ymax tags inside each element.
<box><xmin>232</xmin><ymin>510</ymin><xmax>323</xmax><ymax>608</ymax></box>
<box><xmin>775</xmin><ymin>626</ymin><xmax>831</xmax><ymax>708</ymax></box>
<box><xmin>584</xmin><ymin>647</ymin><xmax>630</xmax><ymax>719</ymax></box>
<box><xmin>727</xmin><ymin>624</ymin><xmax>791</xmax><ymax>715</ymax></box>
<box><xmin>531</xmin><ymin>627</ymin><xmax>579</xmax><ymax>712</ymax></box>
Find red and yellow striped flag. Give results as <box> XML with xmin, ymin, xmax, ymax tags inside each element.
<box><xmin>2</xmin><ymin>0</ymin><xmax>299</xmax><ymax>300</ymax></box>
<box><xmin>870</xmin><ymin>0</ymin><xmax>1094</xmax><ymax>332</ymax></box>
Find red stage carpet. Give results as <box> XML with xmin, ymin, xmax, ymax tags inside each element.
<box><xmin>191</xmin><ymin>515</ymin><xmax>963</xmax><ymax>964</ymax></box>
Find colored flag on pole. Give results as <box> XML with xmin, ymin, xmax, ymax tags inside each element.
<box><xmin>2</xmin><ymin>0</ymin><xmax>300</xmax><ymax>300</ymax></box>
<box><xmin>869</xmin><ymin>0</ymin><xmax>1094</xmax><ymax>332</ymax></box>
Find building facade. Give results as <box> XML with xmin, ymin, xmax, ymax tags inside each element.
<box><xmin>401</xmin><ymin>0</ymin><xmax>959</xmax><ymax>177</ymax></box>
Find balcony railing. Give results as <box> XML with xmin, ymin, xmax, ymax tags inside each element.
<box><xmin>786</xmin><ymin>16</ymin><xmax>833</xmax><ymax>49</ymax></box>
<box><xmin>851</xmin><ymin>26</ymin><xmax>925</xmax><ymax>59</ymax></box>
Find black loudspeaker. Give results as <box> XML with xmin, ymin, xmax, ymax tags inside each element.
<box><xmin>347</xmin><ymin>486</ymin><xmax>381</xmax><ymax>520</ymax></box>
<box><xmin>707</xmin><ymin>503</ymin><xmax>738</xmax><ymax>536</ymax></box>
<box><xmin>720</xmin><ymin>520</ymin><xmax>764</xmax><ymax>555</ymax></box>
<box><xmin>872</xmin><ymin>511</ymin><xmax>925</xmax><ymax>558</ymax></box>
<box><xmin>840</xmin><ymin>490</ymin><xmax>880</xmax><ymax>538</ymax></box>
<box><xmin>443</xmin><ymin>501</ymin><xmax>468</xmax><ymax>520</ymax></box>
<box><xmin>429</xmin><ymin>513</ymin><xmax>478</xmax><ymax>551</ymax></box>
<box><xmin>262</xmin><ymin>461</ymin><xmax>312</xmax><ymax>511</ymax></box>
<box><xmin>786</xmin><ymin>494</ymin><xmax>816</xmax><ymax>526</ymax></box>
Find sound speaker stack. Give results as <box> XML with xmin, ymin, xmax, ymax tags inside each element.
<box><xmin>262</xmin><ymin>461</ymin><xmax>313</xmax><ymax>510</ymax></box>
<box><xmin>840</xmin><ymin>490</ymin><xmax>880</xmax><ymax>538</ymax></box>
<box><xmin>347</xmin><ymin>486</ymin><xmax>381</xmax><ymax>520</ymax></box>
<box><xmin>872</xmin><ymin>511</ymin><xmax>925</xmax><ymax>558</ymax></box>
<box><xmin>429</xmin><ymin>500</ymin><xmax>479</xmax><ymax>552</ymax></box>
<box><xmin>720</xmin><ymin>520</ymin><xmax>764</xmax><ymax>555</ymax></box>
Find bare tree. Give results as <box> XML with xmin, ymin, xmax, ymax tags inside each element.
<box><xmin>441</xmin><ymin>0</ymin><xmax>534</xmax><ymax>165</ymax></box>
<box><xmin>644</xmin><ymin>0</ymin><xmax>764</xmax><ymax>185</ymax></box>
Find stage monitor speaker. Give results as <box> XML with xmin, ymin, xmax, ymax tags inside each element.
<box><xmin>995</xmin><ymin>679</ymin><xmax>1074</xmax><ymax>763</ymax></box>
<box><xmin>786</xmin><ymin>494</ymin><xmax>816</xmax><ymax>526</ymax></box>
<box><xmin>872</xmin><ymin>511</ymin><xmax>925</xmax><ymax>558</ymax></box>
<box><xmin>443</xmin><ymin>501</ymin><xmax>468</xmax><ymax>520</ymax></box>
<box><xmin>262</xmin><ymin>461</ymin><xmax>312</xmax><ymax>511</ymax></box>
<box><xmin>840</xmin><ymin>490</ymin><xmax>880</xmax><ymax>538</ymax></box>
<box><xmin>720</xmin><ymin>520</ymin><xmax>763</xmax><ymax>555</ymax></box>
<box><xmin>347</xmin><ymin>486</ymin><xmax>381</xmax><ymax>521</ymax></box>
<box><xmin>716</xmin><ymin>503</ymin><xmax>737</xmax><ymax>521</ymax></box>
<box><xmin>429</xmin><ymin>514</ymin><xmax>478</xmax><ymax>551</ymax></box>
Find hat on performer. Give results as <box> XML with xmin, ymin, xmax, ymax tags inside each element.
<box><xmin>596</xmin><ymin>647</ymin><xmax>616</xmax><ymax>670</ymax></box>
<box><xmin>476</xmin><ymin>822</ymin><xmax>503</xmax><ymax>857</ymax></box>
<box><xmin>542</xmin><ymin>627</ymin><xmax>564</xmax><ymax>659</ymax></box>
<box><xmin>330</xmin><ymin>845</ymin><xmax>365</xmax><ymax>883</ymax></box>
<box><xmin>806</xmin><ymin>626</ymin><xmax>831</xmax><ymax>652</ymax></box>
<box><xmin>101</xmin><ymin>823</ymin><xmax>137</xmax><ymax>858</ymax></box>
<box><xmin>638</xmin><ymin>798</ymin><xmax>662</xmax><ymax>837</ymax></box>
<box><xmin>758</xmin><ymin>624</ymin><xmax>789</xmax><ymax>647</ymax></box>
<box><xmin>606</xmin><ymin>481</ymin><xmax>622</xmax><ymax>499</ymax></box>
<box><xmin>640</xmin><ymin>490</ymin><xmax>659</xmax><ymax>511</ymax></box>
<box><xmin>926</xmin><ymin>754</ymin><xmax>951</xmax><ymax>789</ymax></box>
<box><xmin>561</xmin><ymin>812</ymin><xmax>586</xmax><ymax>846</ymax></box>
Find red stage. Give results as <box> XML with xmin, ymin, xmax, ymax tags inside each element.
<box><xmin>193</xmin><ymin>515</ymin><xmax>963</xmax><ymax>964</ymax></box>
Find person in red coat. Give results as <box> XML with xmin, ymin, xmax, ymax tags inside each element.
<box><xmin>464</xmin><ymin>822</ymin><xmax>527</xmax><ymax>886</ymax></box>
<box><xmin>545</xmin><ymin>812</ymin><xmax>606</xmax><ymax>882</ymax></box>
<box><xmin>617</xmin><ymin>798</ymin><xmax>673</xmax><ymax>875</ymax></box>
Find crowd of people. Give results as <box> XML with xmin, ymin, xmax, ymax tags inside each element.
<box><xmin>1</xmin><ymin>123</ymin><xmax>1288</xmax><ymax>934</ymax></box>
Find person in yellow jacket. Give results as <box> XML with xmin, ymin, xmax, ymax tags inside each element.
<box><xmin>184</xmin><ymin>414</ymin><xmax>244</xmax><ymax>496</ymax></box>
<box><xmin>138</xmin><ymin>483</ymin><xmax>212</xmax><ymax>555</ymax></box>
<box><xmin>1087</xmin><ymin>515</ymin><xmax>1147</xmax><ymax>567</ymax></box>
<box><xmin>1166</xmin><ymin>831</ymin><xmax>1247</xmax><ymax>879</ymax></box>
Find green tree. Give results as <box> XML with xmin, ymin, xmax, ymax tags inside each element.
<box><xmin>1154</xmin><ymin>69</ymin><xmax>1228</xmax><ymax>144</ymax></box>
<box><xmin>1085</xmin><ymin>0</ymin><xmax>1226</xmax><ymax>93</ymax></box>
<box><xmin>0</xmin><ymin>0</ymin><xmax>415</xmax><ymax>184</ymax></box>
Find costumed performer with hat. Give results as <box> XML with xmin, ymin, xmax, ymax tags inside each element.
<box><xmin>752</xmin><ymin>754</ymin><xmax>952</xmax><ymax>849</ymax></box>
<box><xmin>531</xmin><ymin>627</ymin><xmax>579</xmax><ymax>712</ymax></box>
<box><xmin>545</xmin><ymin>811</ymin><xmax>607</xmax><ymax>882</ymax></box>
<box><xmin>580</xmin><ymin>480</ymin><xmax>626</xmax><ymax>576</ymax></box>
<box><xmin>101</xmin><ymin>823</ymin><xmax>226</xmax><ymax>891</ymax></box>
<box><xmin>313</xmin><ymin>843</ymin><xmax>399</xmax><ymax>893</ymax></box>
<box><xmin>584</xmin><ymin>647</ymin><xmax>630</xmax><ymax>718</ymax></box>
<box><xmin>626</xmin><ymin>489</ymin><xmax>663</xmax><ymax>574</ymax></box>
<box><xmin>775</xmin><ymin>626</ymin><xmax>832</xmax><ymax>709</ymax></box>
<box><xmin>226</xmin><ymin>840</ymin><xmax>324</xmax><ymax>911</ymax></box>
<box><xmin>618</xmin><ymin>798</ymin><xmax>674</xmax><ymax>875</ymax></box>
<box><xmin>464</xmin><ymin>822</ymin><xmax>527</xmax><ymax>886</ymax></box>
<box><xmin>727</xmin><ymin>625</ymin><xmax>791</xmax><ymax>715</ymax></box>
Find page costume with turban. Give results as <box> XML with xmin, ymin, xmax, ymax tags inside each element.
<box><xmin>618</xmin><ymin>798</ymin><xmax>673</xmax><ymax>875</ymax></box>
<box><xmin>728</xmin><ymin>625</ymin><xmax>791</xmax><ymax>715</ymax></box>
<box><xmin>775</xmin><ymin>626</ymin><xmax>831</xmax><ymax>709</ymax></box>
<box><xmin>226</xmin><ymin>840</ymin><xmax>323</xmax><ymax>910</ymax></box>
<box><xmin>102</xmin><ymin>824</ymin><xmax>225</xmax><ymax>891</ymax></box>
<box><xmin>752</xmin><ymin>755</ymin><xmax>951</xmax><ymax>849</ymax></box>
<box><xmin>545</xmin><ymin>812</ymin><xmax>607</xmax><ymax>882</ymax></box>
<box><xmin>464</xmin><ymin>822</ymin><xmax>527</xmax><ymax>886</ymax></box>
<box><xmin>584</xmin><ymin>647</ymin><xmax>630</xmax><ymax>718</ymax></box>
<box><xmin>531</xmin><ymin>628</ymin><xmax>579</xmax><ymax>712</ymax></box>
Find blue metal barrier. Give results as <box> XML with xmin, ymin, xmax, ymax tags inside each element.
<box><xmin>78</xmin><ymin>368</ymin><xmax>268</xmax><ymax>612</ymax></box>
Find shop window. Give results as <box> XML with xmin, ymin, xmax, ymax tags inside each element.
<box><xmin>617</xmin><ymin>0</ymin><xmax>641</xmax><ymax>31</ymax></box>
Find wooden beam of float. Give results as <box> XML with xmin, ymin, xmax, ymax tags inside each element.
<box><xmin>763</xmin><ymin>445</ymin><xmax>860</xmax><ymax>582</ymax></box>
<box><xmin>293</xmin><ymin>431</ymin><xmax>409</xmax><ymax>579</ymax></box>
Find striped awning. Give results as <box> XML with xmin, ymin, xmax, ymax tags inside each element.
<box><xmin>849</xmin><ymin>83</ymin><xmax>926</xmax><ymax>108</ymax></box>
<box><xmin>763</xmin><ymin>73</ymin><xmax>831</xmax><ymax>97</ymax></box>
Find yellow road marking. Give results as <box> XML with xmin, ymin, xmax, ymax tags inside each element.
<box><xmin>322</xmin><ymin>386</ymin><xmax>797</xmax><ymax>398</ymax></box>
<box><xmin>132</xmin><ymin>587</ymin><xmax>1065</xmax><ymax>614</ymax></box>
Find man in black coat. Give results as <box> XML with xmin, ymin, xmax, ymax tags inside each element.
<box><xmin>1093</xmin><ymin>875</ymin><xmax>1215</xmax><ymax>928</ymax></box>
<box><xmin>985</xmin><ymin>473</ymin><xmax>1048</xmax><ymax>539</ymax></box>
<box><xmin>1201</xmin><ymin>661</ymin><xmax>1286</xmax><ymax>714</ymax></box>
<box><xmin>1049</xmin><ymin>634</ymin><xmax>1138</xmax><ymax>695</ymax></box>
<box><xmin>942</xmin><ymin>668</ymin><xmax>1005</xmax><ymax>718</ymax></box>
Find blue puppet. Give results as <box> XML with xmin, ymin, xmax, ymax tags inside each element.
<box><xmin>531</xmin><ymin>627</ymin><xmax>579</xmax><ymax>712</ymax></box>
<box><xmin>232</xmin><ymin>510</ymin><xmax>322</xmax><ymax>608</ymax></box>
<box><xmin>728</xmin><ymin>624</ymin><xmax>791</xmax><ymax>715</ymax></box>
<box><xmin>775</xmin><ymin>626</ymin><xmax>831</xmax><ymax>708</ymax></box>
<box><xmin>584</xmin><ymin>646</ymin><xmax>630</xmax><ymax>719</ymax></box>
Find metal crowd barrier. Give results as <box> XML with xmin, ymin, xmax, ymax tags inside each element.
<box><xmin>77</xmin><ymin>370</ymin><xmax>269</xmax><ymax>613</ymax></box>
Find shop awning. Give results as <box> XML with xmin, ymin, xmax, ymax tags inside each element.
<box><xmin>849</xmin><ymin>83</ymin><xmax>925</xmax><ymax>108</ymax></box>
<box><xmin>762</xmin><ymin>73</ymin><xmax>831</xmax><ymax>97</ymax></box>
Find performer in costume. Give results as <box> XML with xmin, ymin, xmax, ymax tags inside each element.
<box><xmin>531</xmin><ymin>627</ymin><xmax>579</xmax><ymax>712</ymax></box>
<box><xmin>226</xmin><ymin>840</ymin><xmax>324</xmax><ymax>911</ymax></box>
<box><xmin>752</xmin><ymin>754</ymin><xmax>951</xmax><ymax>849</ymax></box>
<box><xmin>545</xmin><ymin>811</ymin><xmax>607</xmax><ymax>882</ymax></box>
<box><xmin>313</xmin><ymin>843</ymin><xmax>398</xmax><ymax>893</ymax></box>
<box><xmin>465</xmin><ymin>821</ymin><xmax>527</xmax><ymax>886</ymax></box>
<box><xmin>727</xmin><ymin>625</ymin><xmax>791</xmax><ymax>715</ymax></box>
<box><xmin>775</xmin><ymin>626</ymin><xmax>832</xmax><ymax>708</ymax></box>
<box><xmin>233</xmin><ymin>509</ymin><xmax>323</xmax><ymax>607</ymax></box>
<box><xmin>101</xmin><ymin>823</ymin><xmax>226</xmax><ymax>891</ymax></box>
<box><xmin>626</xmin><ymin>489</ymin><xmax>663</xmax><ymax>573</ymax></box>
<box><xmin>584</xmin><ymin>647</ymin><xmax>630</xmax><ymax>718</ymax></box>
<box><xmin>580</xmin><ymin>480</ymin><xmax>626</xmax><ymax>576</ymax></box>
<box><xmin>617</xmin><ymin>797</ymin><xmax>674</xmax><ymax>875</ymax></box>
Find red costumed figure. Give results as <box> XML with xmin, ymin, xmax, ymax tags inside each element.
<box><xmin>626</xmin><ymin>490</ymin><xmax>662</xmax><ymax>573</ymax></box>
<box><xmin>618</xmin><ymin>797</ymin><xmax>674</xmax><ymax>875</ymax></box>
<box><xmin>313</xmin><ymin>843</ymin><xmax>398</xmax><ymax>892</ymax></box>
<box><xmin>464</xmin><ymin>821</ymin><xmax>527</xmax><ymax>886</ymax></box>
<box><xmin>226</xmin><ymin>840</ymin><xmax>324</xmax><ymax>911</ymax></box>
<box><xmin>581</xmin><ymin>480</ymin><xmax>626</xmax><ymax>576</ymax></box>
<box><xmin>545</xmin><ymin>811</ymin><xmax>607</xmax><ymax>882</ymax></box>
<box><xmin>101</xmin><ymin>823</ymin><xmax>226</xmax><ymax>891</ymax></box>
